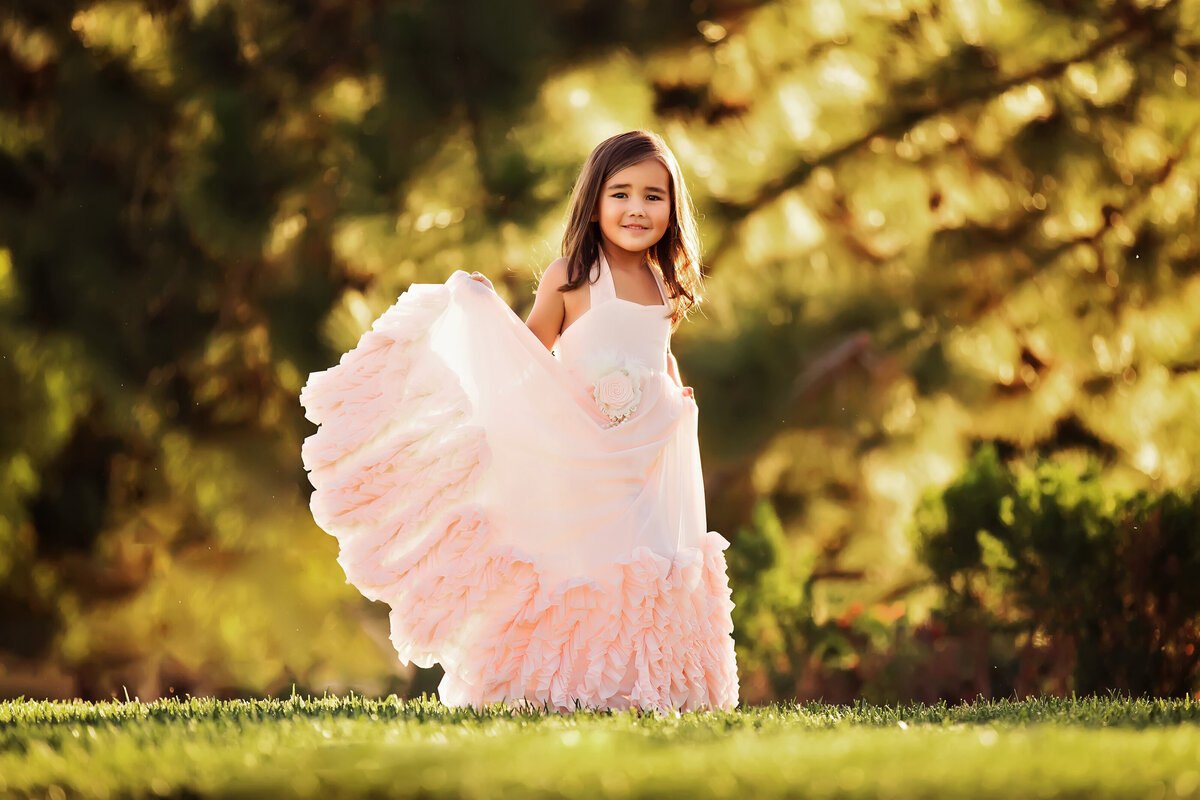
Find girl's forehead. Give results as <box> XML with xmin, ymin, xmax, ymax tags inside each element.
<box><xmin>604</xmin><ymin>158</ymin><xmax>670</xmax><ymax>187</ymax></box>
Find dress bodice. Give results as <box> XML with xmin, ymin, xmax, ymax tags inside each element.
<box><xmin>553</xmin><ymin>249</ymin><xmax>673</xmax><ymax>380</ymax></box>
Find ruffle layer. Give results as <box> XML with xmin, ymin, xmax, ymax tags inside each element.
<box><xmin>300</xmin><ymin>280</ymin><xmax>738</xmax><ymax>712</ymax></box>
<box><xmin>300</xmin><ymin>286</ymin><xmax>490</xmax><ymax>604</ymax></box>
<box><xmin>427</xmin><ymin>530</ymin><xmax>738</xmax><ymax>713</ymax></box>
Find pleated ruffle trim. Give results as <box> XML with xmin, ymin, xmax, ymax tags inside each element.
<box><xmin>300</xmin><ymin>280</ymin><xmax>739</xmax><ymax>712</ymax></box>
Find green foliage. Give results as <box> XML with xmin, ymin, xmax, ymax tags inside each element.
<box><xmin>3</xmin><ymin>0</ymin><xmax>1200</xmax><ymax>702</ymax></box>
<box><xmin>4</xmin><ymin>695</ymin><xmax>1200</xmax><ymax>798</ymax></box>
<box><xmin>726</xmin><ymin>499</ymin><xmax>815</xmax><ymax>697</ymax></box>
<box><xmin>915</xmin><ymin>444</ymin><xmax>1200</xmax><ymax>697</ymax></box>
<box><xmin>728</xmin><ymin>499</ymin><xmax>950</xmax><ymax>705</ymax></box>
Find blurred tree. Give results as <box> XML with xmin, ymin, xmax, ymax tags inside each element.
<box><xmin>666</xmin><ymin>0</ymin><xmax>1200</xmax><ymax>694</ymax></box>
<box><xmin>1</xmin><ymin>0</ymin><xmax>1198</xmax><ymax>701</ymax></box>
<box><xmin>0</xmin><ymin>0</ymin><xmax>766</xmax><ymax>699</ymax></box>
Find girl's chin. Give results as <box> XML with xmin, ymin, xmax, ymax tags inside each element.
<box><xmin>604</xmin><ymin>232</ymin><xmax>665</xmax><ymax>252</ymax></box>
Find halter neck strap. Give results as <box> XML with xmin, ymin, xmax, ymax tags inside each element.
<box><xmin>592</xmin><ymin>249</ymin><xmax>668</xmax><ymax>307</ymax></box>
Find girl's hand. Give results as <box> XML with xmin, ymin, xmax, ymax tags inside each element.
<box><xmin>469</xmin><ymin>271</ymin><xmax>494</xmax><ymax>291</ymax></box>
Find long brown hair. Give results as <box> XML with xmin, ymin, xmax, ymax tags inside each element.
<box><xmin>559</xmin><ymin>130</ymin><xmax>704</xmax><ymax>327</ymax></box>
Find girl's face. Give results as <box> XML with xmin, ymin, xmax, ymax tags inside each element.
<box><xmin>592</xmin><ymin>158</ymin><xmax>672</xmax><ymax>258</ymax></box>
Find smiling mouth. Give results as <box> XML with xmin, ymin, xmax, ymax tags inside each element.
<box><xmin>623</xmin><ymin>225</ymin><xmax>649</xmax><ymax>231</ymax></box>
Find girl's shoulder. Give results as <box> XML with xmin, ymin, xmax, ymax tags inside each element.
<box><xmin>539</xmin><ymin>257</ymin><xmax>590</xmax><ymax>298</ymax></box>
<box><xmin>540</xmin><ymin>257</ymin><xmax>569</xmax><ymax>286</ymax></box>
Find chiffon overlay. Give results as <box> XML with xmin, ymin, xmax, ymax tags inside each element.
<box><xmin>299</xmin><ymin>250</ymin><xmax>739</xmax><ymax>712</ymax></box>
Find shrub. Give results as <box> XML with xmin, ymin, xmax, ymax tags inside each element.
<box><xmin>914</xmin><ymin>444</ymin><xmax>1200</xmax><ymax>697</ymax></box>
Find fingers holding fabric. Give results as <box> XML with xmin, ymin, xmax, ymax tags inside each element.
<box><xmin>469</xmin><ymin>271</ymin><xmax>495</xmax><ymax>291</ymax></box>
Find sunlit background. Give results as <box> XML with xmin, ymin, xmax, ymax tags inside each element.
<box><xmin>2</xmin><ymin>0</ymin><xmax>1198</xmax><ymax>705</ymax></box>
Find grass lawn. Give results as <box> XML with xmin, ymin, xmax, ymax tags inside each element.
<box><xmin>3</xmin><ymin>694</ymin><xmax>1200</xmax><ymax>798</ymax></box>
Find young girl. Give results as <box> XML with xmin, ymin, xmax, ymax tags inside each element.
<box><xmin>300</xmin><ymin>130</ymin><xmax>738</xmax><ymax>713</ymax></box>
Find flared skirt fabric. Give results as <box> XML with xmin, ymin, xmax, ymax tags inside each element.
<box><xmin>300</xmin><ymin>272</ymin><xmax>738</xmax><ymax>712</ymax></box>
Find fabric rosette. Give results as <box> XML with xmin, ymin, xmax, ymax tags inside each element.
<box><xmin>585</xmin><ymin>352</ymin><xmax>650</xmax><ymax>427</ymax></box>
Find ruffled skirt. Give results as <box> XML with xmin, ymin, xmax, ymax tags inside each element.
<box><xmin>300</xmin><ymin>273</ymin><xmax>739</xmax><ymax>712</ymax></box>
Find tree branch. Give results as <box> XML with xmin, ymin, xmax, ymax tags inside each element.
<box><xmin>703</xmin><ymin>0</ymin><xmax>1181</xmax><ymax>271</ymax></box>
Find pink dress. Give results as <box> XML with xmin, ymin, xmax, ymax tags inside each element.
<box><xmin>299</xmin><ymin>249</ymin><xmax>739</xmax><ymax>712</ymax></box>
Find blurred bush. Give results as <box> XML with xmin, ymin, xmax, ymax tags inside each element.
<box><xmin>730</xmin><ymin>494</ymin><xmax>996</xmax><ymax>705</ymax></box>
<box><xmin>915</xmin><ymin>444</ymin><xmax>1200</xmax><ymax>698</ymax></box>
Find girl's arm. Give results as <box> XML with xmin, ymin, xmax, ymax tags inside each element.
<box><xmin>666</xmin><ymin>345</ymin><xmax>694</xmax><ymax>398</ymax></box>
<box><xmin>470</xmin><ymin>262</ymin><xmax>566</xmax><ymax>352</ymax></box>
<box><xmin>523</xmin><ymin>258</ymin><xmax>568</xmax><ymax>352</ymax></box>
<box><xmin>666</xmin><ymin>347</ymin><xmax>682</xmax><ymax>386</ymax></box>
